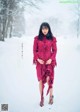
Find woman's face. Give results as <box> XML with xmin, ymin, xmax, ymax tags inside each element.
<box><xmin>42</xmin><ymin>26</ymin><xmax>49</xmax><ymax>35</ymax></box>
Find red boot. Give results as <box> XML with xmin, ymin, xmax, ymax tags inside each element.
<box><xmin>40</xmin><ymin>96</ymin><xmax>44</xmax><ymax>107</ymax></box>
<box><xmin>48</xmin><ymin>95</ymin><xmax>54</xmax><ymax>105</ymax></box>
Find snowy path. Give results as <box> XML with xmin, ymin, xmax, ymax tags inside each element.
<box><xmin>0</xmin><ymin>37</ymin><xmax>80</xmax><ymax>112</ymax></box>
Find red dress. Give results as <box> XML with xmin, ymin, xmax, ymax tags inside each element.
<box><xmin>33</xmin><ymin>36</ymin><xmax>57</xmax><ymax>95</ymax></box>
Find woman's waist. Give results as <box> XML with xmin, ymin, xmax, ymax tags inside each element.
<box><xmin>38</xmin><ymin>51</ymin><xmax>51</xmax><ymax>53</ymax></box>
<box><xmin>38</xmin><ymin>53</ymin><xmax>51</xmax><ymax>60</ymax></box>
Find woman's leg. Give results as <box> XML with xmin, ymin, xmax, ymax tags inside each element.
<box><xmin>49</xmin><ymin>88</ymin><xmax>54</xmax><ymax>104</ymax></box>
<box><xmin>46</xmin><ymin>76</ymin><xmax>53</xmax><ymax>95</ymax></box>
<box><xmin>46</xmin><ymin>76</ymin><xmax>49</xmax><ymax>85</ymax></box>
<box><xmin>39</xmin><ymin>80</ymin><xmax>44</xmax><ymax>106</ymax></box>
<box><xmin>49</xmin><ymin>87</ymin><xmax>53</xmax><ymax>97</ymax></box>
<box><xmin>46</xmin><ymin>76</ymin><xmax>54</xmax><ymax>104</ymax></box>
<box><xmin>39</xmin><ymin>80</ymin><xmax>43</xmax><ymax>96</ymax></box>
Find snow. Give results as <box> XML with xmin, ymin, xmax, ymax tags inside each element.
<box><xmin>0</xmin><ymin>36</ymin><xmax>80</xmax><ymax>112</ymax></box>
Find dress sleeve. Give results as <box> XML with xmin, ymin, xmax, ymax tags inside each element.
<box><xmin>50</xmin><ymin>37</ymin><xmax>57</xmax><ymax>61</ymax></box>
<box><xmin>33</xmin><ymin>36</ymin><xmax>39</xmax><ymax>64</ymax></box>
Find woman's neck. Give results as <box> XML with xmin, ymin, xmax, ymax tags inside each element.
<box><xmin>43</xmin><ymin>36</ymin><xmax>46</xmax><ymax>39</ymax></box>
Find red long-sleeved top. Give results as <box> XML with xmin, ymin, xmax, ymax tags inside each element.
<box><xmin>33</xmin><ymin>36</ymin><xmax>57</xmax><ymax>65</ymax></box>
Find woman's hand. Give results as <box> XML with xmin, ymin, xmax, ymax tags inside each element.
<box><xmin>37</xmin><ymin>58</ymin><xmax>44</xmax><ymax>64</ymax></box>
<box><xmin>46</xmin><ymin>59</ymin><xmax>52</xmax><ymax>65</ymax></box>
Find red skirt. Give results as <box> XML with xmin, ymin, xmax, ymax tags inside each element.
<box><xmin>36</xmin><ymin>61</ymin><xmax>55</xmax><ymax>95</ymax></box>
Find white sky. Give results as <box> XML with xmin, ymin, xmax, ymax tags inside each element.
<box><xmin>23</xmin><ymin>0</ymin><xmax>78</xmax><ymax>37</ymax></box>
<box><xmin>24</xmin><ymin>0</ymin><xmax>75</xmax><ymax>21</ymax></box>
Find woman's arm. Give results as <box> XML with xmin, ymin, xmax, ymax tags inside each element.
<box><xmin>33</xmin><ymin>36</ymin><xmax>39</xmax><ymax>64</ymax></box>
<box><xmin>46</xmin><ymin>37</ymin><xmax>57</xmax><ymax>65</ymax></box>
<box><xmin>50</xmin><ymin>37</ymin><xmax>57</xmax><ymax>61</ymax></box>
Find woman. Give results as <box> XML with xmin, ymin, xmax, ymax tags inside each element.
<box><xmin>33</xmin><ymin>22</ymin><xmax>57</xmax><ymax>107</ymax></box>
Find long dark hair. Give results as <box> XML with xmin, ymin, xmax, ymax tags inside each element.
<box><xmin>38</xmin><ymin>22</ymin><xmax>54</xmax><ymax>40</ymax></box>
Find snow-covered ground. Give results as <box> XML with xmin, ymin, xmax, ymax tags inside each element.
<box><xmin>0</xmin><ymin>36</ymin><xmax>80</xmax><ymax>112</ymax></box>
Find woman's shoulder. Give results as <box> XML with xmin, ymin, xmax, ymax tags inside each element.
<box><xmin>52</xmin><ymin>36</ymin><xmax>57</xmax><ymax>42</ymax></box>
<box><xmin>34</xmin><ymin>35</ymin><xmax>38</xmax><ymax>40</ymax></box>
